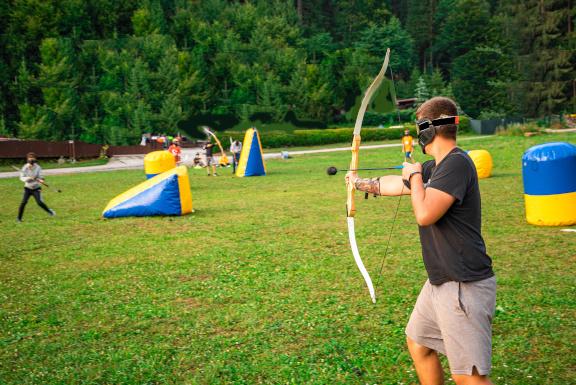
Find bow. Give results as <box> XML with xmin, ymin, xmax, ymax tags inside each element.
<box><xmin>347</xmin><ymin>48</ymin><xmax>391</xmax><ymax>304</ymax></box>
<box><xmin>202</xmin><ymin>126</ymin><xmax>229</xmax><ymax>165</ymax></box>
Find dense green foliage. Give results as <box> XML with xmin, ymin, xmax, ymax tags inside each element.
<box><xmin>0</xmin><ymin>0</ymin><xmax>573</xmax><ymax>144</ymax></box>
<box><xmin>0</xmin><ymin>134</ymin><xmax>575</xmax><ymax>383</ymax></box>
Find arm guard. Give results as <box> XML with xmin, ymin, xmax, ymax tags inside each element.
<box><xmin>354</xmin><ymin>177</ymin><xmax>381</xmax><ymax>196</ymax></box>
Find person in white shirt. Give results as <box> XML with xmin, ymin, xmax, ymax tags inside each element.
<box><xmin>17</xmin><ymin>152</ymin><xmax>55</xmax><ymax>222</ymax></box>
<box><xmin>230</xmin><ymin>140</ymin><xmax>242</xmax><ymax>174</ymax></box>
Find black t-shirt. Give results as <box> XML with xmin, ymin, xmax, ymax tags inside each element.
<box><xmin>419</xmin><ymin>147</ymin><xmax>494</xmax><ymax>284</ymax></box>
<box><xmin>205</xmin><ymin>143</ymin><xmax>214</xmax><ymax>157</ymax></box>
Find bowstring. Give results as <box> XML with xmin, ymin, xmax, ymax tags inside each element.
<box><xmin>375</xmin><ymin>62</ymin><xmax>406</xmax><ymax>286</ymax></box>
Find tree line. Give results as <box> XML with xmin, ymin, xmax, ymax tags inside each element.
<box><xmin>0</xmin><ymin>0</ymin><xmax>573</xmax><ymax>145</ymax></box>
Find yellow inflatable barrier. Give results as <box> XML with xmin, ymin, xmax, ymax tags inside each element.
<box><xmin>219</xmin><ymin>154</ymin><xmax>230</xmax><ymax>166</ymax></box>
<box><xmin>468</xmin><ymin>150</ymin><xmax>493</xmax><ymax>179</ymax></box>
<box><xmin>145</xmin><ymin>150</ymin><xmax>176</xmax><ymax>179</ymax></box>
<box><xmin>524</xmin><ymin>192</ymin><xmax>576</xmax><ymax>226</ymax></box>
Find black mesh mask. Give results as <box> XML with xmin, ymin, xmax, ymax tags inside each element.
<box><xmin>416</xmin><ymin>116</ymin><xmax>459</xmax><ymax>154</ymax></box>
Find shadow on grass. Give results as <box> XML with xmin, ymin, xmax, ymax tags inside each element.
<box><xmin>488</xmin><ymin>172</ymin><xmax>521</xmax><ymax>179</ymax></box>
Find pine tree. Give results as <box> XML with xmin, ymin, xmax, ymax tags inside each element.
<box><xmin>441</xmin><ymin>83</ymin><xmax>455</xmax><ymax>99</ymax></box>
<box><xmin>35</xmin><ymin>38</ymin><xmax>81</xmax><ymax>140</ymax></box>
<box><xmin>125</xmin><ymin>58</ymin><xmax>152</xmax><ymax>143</ymax></box>
<box><xmin>406</xmin><ymin>0</ymin><xmax>438</xmax><ymax>71</ymax></box>
<box><xmin>452</xmin><ymin>46</ymin><xmax>514</xmax><ymax>118</ymax></box>
<box><xmin>355</xmin><ymin>17</ymin><xmax>415</xmax><ymax>77</ymax></box>
<box><xmin>415</xmin><ymin>76</ymin><xmax>430</xmax><ymax>105</ymax></box>
<box><xmin>129</xmin><ymin>99</ymin><xmax>151</xmax><ymax>141</ymax></box>
<box><xmin>157</xmin><ymin>49</ymin><xmax>185</xmax><ymax>133</ymax></box>
<box><xmin>159</xmin><ymin>93</ymin><xmax>183</xmax><ymax>133</ymax></box>
<box><xmin>406</xmin><ymin>67</ymin><xmax>422</xmax><ymax>98</ymax></box>
<box><xmin>431</xmin><ymin>0</ymin><xmax>516</xmax><ymax>118</ymax></box>
<box><xmin>0</xmin><ymin>115</ymin><xmax>9</xmax><ymax>137</ymax></box>
<box><xmin>501</xmin><ymin>0</ymin><xmax>574</xmax><ymax>116</ymax></box>
<box><xmin>427</xmin><ymin>68</ymin><xmax>445</xmax><ymax>96</ymax></box>
<box><xmin>17</xmin><ymin>103</ymin><xmax>49</xmax><ymax>139</ymax></box>
<box><xmin>132</xmin><ymin>0</ymin><xmax>167</xmax><ymax>36</ymax></box>
<box><xmin>433</xmin><ymin>0</ymin><xmax>493</xmax><ymax>75</ymax></box>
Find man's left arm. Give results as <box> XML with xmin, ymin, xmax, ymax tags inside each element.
<box><xmin>402</xmin><ymin>162</ymin><xmax>455</xmax><ymax>226</ymax></box>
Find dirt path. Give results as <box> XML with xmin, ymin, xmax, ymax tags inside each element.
<box><xmin>0</xmin><ymin>136</ymin><xmax>493</xmax><ymax>179</ymax></box>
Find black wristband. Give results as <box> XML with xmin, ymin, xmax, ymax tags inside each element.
<box><xmin>409</xmin><ymin>171</ymin><xmax>422</xmax><ymax>182</ymax></box>
<box><xmin>403</xmin><ymin>171</ymin><xmax>421</xmax><ymax>190</ymax></box>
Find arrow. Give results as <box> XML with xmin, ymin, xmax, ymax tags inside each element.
<box><xmin>327</xmin><ymin>165</ymin><xmax>402</xmax><ymax>175</ymax></box>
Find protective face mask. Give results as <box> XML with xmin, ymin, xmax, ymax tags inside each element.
<box><xmin>417</xmin><ymin>127</ymin><xmax>436</xmax><ymax>154</ymax></box>
<box><xmin>415</xmin><ymin>116</ymin><xmax>459</xmax><ymax>154</ymax></box>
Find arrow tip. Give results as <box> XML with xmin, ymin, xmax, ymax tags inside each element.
<box><xmin>326</xmin><ymin>166</ymin><xmax>338</xmax><ymax>175</ymax></box>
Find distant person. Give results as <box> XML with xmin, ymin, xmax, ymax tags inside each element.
<box><xmin>17</xmin><ymin>152</ymin><xmax>55</xmax><ymax>222</ymax></box>
<box><xmin>155</xmin><ymin>135</ymin><xmax>164</xmax><ymax>149</ymax></box>
<box><xmin>168</xmin><ymin>139</ymin><xmax>182</xmax><ymax>164</ymax></box>
<box><xmin>402</xmin><ymin>129</ymin><xmax>414</xmax><ymax>162</ymax></box>
<box><xmin>192</xmin><ymin>152</ymin><xmax>205</xmax><ymax>168</ymax></box>
<box><xmin>157</xmin><ymin>134</ymin><xmax>168</xmax><ymax>149</ymax></box>
<box><xmin>203</xmin><ymin>142</ymin><xmax>217</xmax><ymax>176</ymax></box>
<box><xmin>230</xmin><ymin>140</ymin><xmax>242</xmax><ymax>174</ymax></box>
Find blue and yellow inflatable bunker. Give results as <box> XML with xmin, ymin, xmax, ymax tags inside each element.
<box><xmin>236</xmin><ymin>128</ymin><xmax>266</xmax><ymax>177</ymax></box>
<box><xmin>144</xmin><ymin>150</ymin><xmax>176</xmax><ymax>179</ymax></box>
<box><xmin>522</xmin><ymin>142</ymin><xmax>576</xmax><ymax>226</ymax></box>
<box><xmin>103</xmin><ymin>166</ymin><xmax>193</xmax><ymax>218</ymax></box>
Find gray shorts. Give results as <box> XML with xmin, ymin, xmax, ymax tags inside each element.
<box><xmin>405</xmin><ymin>276</ymin><xmax>496</xmax><ymax>375</ymax></box>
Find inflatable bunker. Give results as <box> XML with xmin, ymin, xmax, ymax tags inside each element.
<box><xmin>468</xmin><ymin>149</ymin><xmax>493</xmax><ymax>179</ymax></box>
<box><xmin>522</xmin><ymin>142</ymin><xmax>576</xmax><ymax>226</ymax></box>
<box><xmin>103</xmin><ymin>165</ymin><xmax>193</xmax><ymax>218</ymax></box>
<box><xmin>144</xmin><ymin>150</ymin><xmax>176</xmax><ymax>179</ymax></box>
<box><xmin>236</xmin><ymin>127</ymin><xmax>266</xmax><ymax>177</ymax></box>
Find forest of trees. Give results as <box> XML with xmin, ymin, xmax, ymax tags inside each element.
<box><xmin>0</xmin><ymin>0</ymin><xmax>573</xmax><ymax>144</ymax></box>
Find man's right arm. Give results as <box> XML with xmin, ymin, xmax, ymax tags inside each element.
<box><xmin>19</xmin><ymin>166</ymin><xmax>32</xmax><ymax>183</ymax></box>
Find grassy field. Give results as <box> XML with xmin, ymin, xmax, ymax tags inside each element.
<box><xmin>0</xmin><ymin>134</ymin><xmax>574</xmax><ymax>384</ymax></box>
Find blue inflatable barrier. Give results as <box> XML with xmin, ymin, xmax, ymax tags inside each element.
<box><xmin>522</xmin><ymin>142</ymin><xmax>576</xmax><ymax>226</ymax></box>
<box><xmin>103</xmin><ymin>166</ymin><xmax>193</xmax><ymax>218</ymax></box>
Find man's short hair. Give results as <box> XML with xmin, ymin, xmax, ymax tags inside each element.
<box><xmin>26</xmin><ymin>152</ymin><xmax>37</xmax><ymax>159</ymax></box>
<box><xmin>416</xmin><ymin>97</ymin><xmax>458</xmax><ymax>140</ymax></box>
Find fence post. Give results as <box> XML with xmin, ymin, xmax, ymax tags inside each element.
<box><xmin>68</xmin><ymin>140</ymin><xmax>76</xmax><ymax>163</ymax></box>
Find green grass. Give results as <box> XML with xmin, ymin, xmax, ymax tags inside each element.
<box><xmin>0</xmin><ymin>134</ymin><xmax>575</xmax><ymax>384</ymax></box>
<box><xmin>0</xmin><ymin>158</ymin><xmax>109</xmax><ymax>172</ymax></box>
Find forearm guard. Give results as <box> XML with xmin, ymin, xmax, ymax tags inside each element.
<box><xmin>354</xmin><ymin>177</ymin><xmax>381</xmax><ymax>196</ymax></box>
